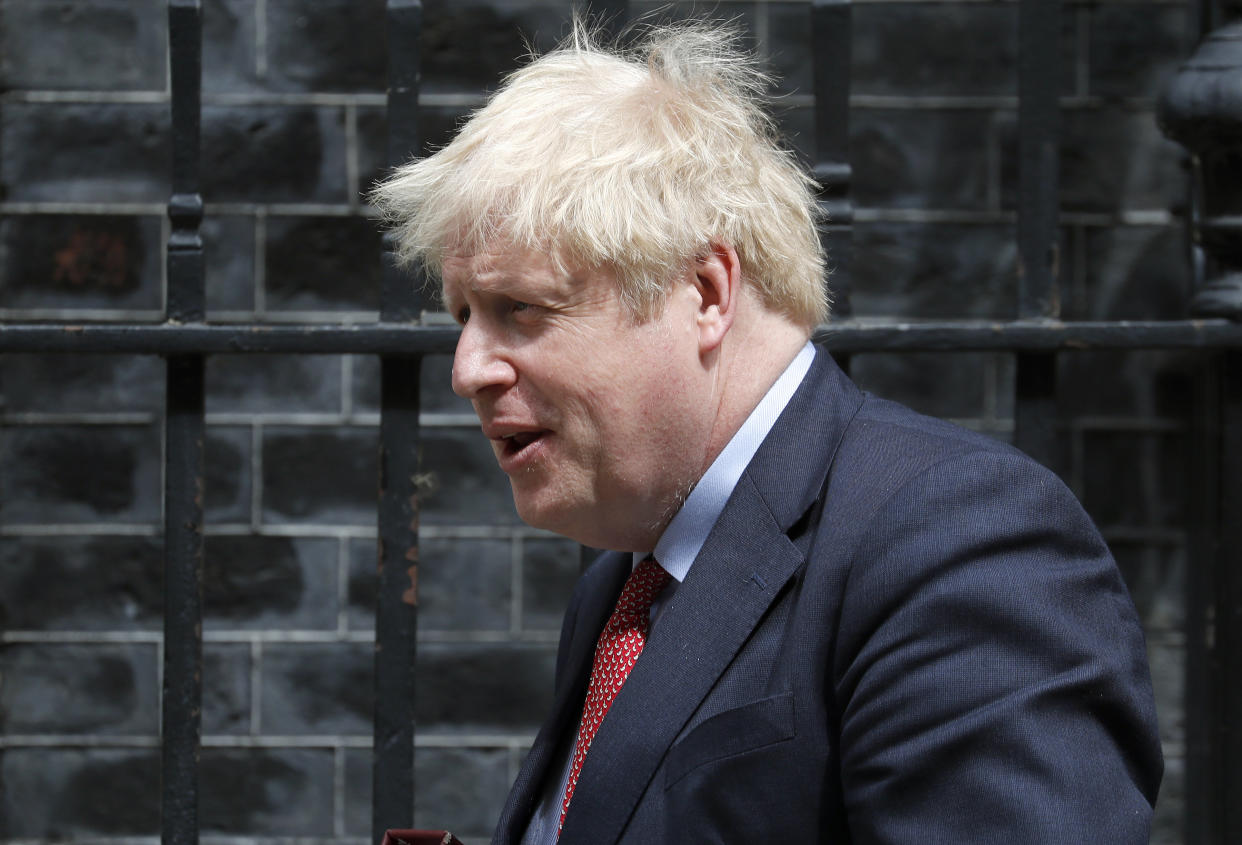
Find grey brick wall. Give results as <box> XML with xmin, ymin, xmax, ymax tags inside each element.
<box><xmin>0</xmin><ymin>1</ymin><xmax>1201</xmax><ymax>842</ymax></box>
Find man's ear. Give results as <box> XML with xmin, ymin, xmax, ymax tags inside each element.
<box><xmin>694</xmin><ymin>241</ymin><xmax>740</xmax><ymax>353</ymax></box>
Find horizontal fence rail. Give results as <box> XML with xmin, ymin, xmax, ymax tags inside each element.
<box><xmin>2</xmin><ymin>319</ymin><xmax>1242</xmax><ymax>355</ymax></box>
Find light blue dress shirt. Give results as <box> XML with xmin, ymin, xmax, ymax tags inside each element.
<box><xmin>520</xmin><ymin>341</ymin><xmax>816</xmax><ymax>845</ymax></box>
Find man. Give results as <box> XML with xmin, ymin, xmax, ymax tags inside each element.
<box><xmin>374</xmin><ymin>22</ymin><xmax>1162</xmax><ymax>844</ymax></box>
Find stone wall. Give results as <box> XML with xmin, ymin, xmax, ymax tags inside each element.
<box><xmin>0</xmin><ymin>1</ymin><xmax>1202</xmax><ymax>842</ymax></box>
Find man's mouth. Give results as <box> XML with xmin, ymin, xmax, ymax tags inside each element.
<box><xmin>497</xmin><ymin>430</ymin><xmax>548</xmax><ymax>459</ymax></box>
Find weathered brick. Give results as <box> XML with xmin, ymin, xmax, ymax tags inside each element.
<box><xmin>262</xmin><ymin>427</ymin><xmax>374</xmax><ymax>524</ymax></box>
<box><xmin>200</xmin><ymin>748</ymin><xmax>335</xmax><ymax>835</ymax></box>
<box><xmin>997</xmin><ymin>109</ymin><xmax>1183</xmax><ymax>214</ymax></box>
<box><xmin>852</xmin><ymin>5</ymin><xmax>1017</xmax><ymax>97</ymax></box>
<box><xmin>203</xmin><ymin>643</ymin><xmax>252</xmax><ymax>735</ymax></box>
<box><xmin>850</xmin><ymin>110</ymin><xmax>995</xmax><ymax>210</ymax></box>
<box><xmin>1146</xmin><ymin>630</ymin><xmax>1184</xmax><ymax>747</ymax></box>
<box><xmin>1089</xmin><ymin>4</ymin><xmax>1189</xmax><ymax>99</ymax></box>
<box><xmin>0</xmin><ymin>354</ymin><xmax>162</xmax><ymax>413</ymax></box>
<box><xmin>1079</xmin><ymin>225</ymin><xmax>1186</xmax><ymax>321</ymax></box>
<box><xmin>0</xmin><ymin>425</ymin><xmax>161</xmax><ymax>523</ymax></box>
<box><xmin>0</xmin><ymin>536</ymin><xmax>162</xmax><ymax>631</ymax></box>
<box><xmin>349</xmin><ymin>536</ymin><xmax>513</xmax><ymax>632</ymax></box>
<box><xmin>201</xmin><ymin>106</ymin><xmax>348</xmax><ymax>203</ymax></box>
<box><xmin>851</xmin><ymin>223</ymin><xmax>1017</xmax><ymax>319</ymax></box>
<box><xmin>204</xmin><ymin>535</ymin><xmax>339</xmax><ymax>630</ymax></box>
<box><xmin>260</xmin><ymin>641</ymin><xmax>555</xmax><ymax>735</ymax></box>
<box><xmin>521</xmin><ymin>536</ymin><xmax>580</xmax><ymax>632</ymax></box>
<box><xmin>351</xmin><ymin>354</ymin><xmax>472</xmax><ymax>416</ymax></box>
<box><xmin>203</xmin><ymin>215</ymin><xmax>257</xmax><ymax>313</ymax></box>
<box><xmin>264</xmin><ymin>0</ymin><xmax>388</xmax><ymax>92</ymax></box>
<box><xmin>0</xmin><ymin>749</ymin><xmax>159</xmax><ymax>837</ymax></box>
<box><xmin>1150</xmin><ymin>753</ymin><xmax>1184</xmax><ymax>845</ymax></box>
<box><xmin>0</xmin><ymin>0</ymin><xmax>166</xmax><ymax>92</ymax></box>
<box><xmin>0</xmin><ymin>643</ymin><xmax>159</xmax><ymax>734</ymax></box>
<box><xmin>357</xmin><ymin>105</ymin><xmax>474</xmax><ymax>198</ymax></box>
<box><xmin>767</xmin><ymin>2</ymin><xmax>815</xmax><ymax>97</ymax></box>
<box><xmin>345</xmin><ymin>745</ymin><xmax>512</xmax><ymax>839</ymax></box>
<box><xmin>264</xmin><ymin>216</ymin><xmax>382</xmax><ymax>312</ymax></box>
<box><xmin>420</xmin><ymin>428</ymin><xmax>521</xmax><ymax>525</ymax></box>
<box><xmin>0</xmin><ymin>214</ymin><xmax>163</xmax><ymax>311</ymax></box>
<box><xmin>1112</xmin><ymin>542</ymin><xmax>1184</xmax><ymax>633</ymax></box>
<box><xmin>202</xmin><ymin>0</ymin><xmax>261</xmax><ymax>93</ymax></box>
<box><xmin>1</xmin><ymin>104</ymin><xmax>168</xmax><ymax>203</ymax></box>
<box><xmin>1082</xmin><ymin>429</ymin><xmax>1186</xmax><ymax>530</ymax></box>
<box><xmin>1059</xmin><ymin>348</ymin><xmax>1196</xmax><ymax>418</ymax></box>
<box><xmin>420</xmin><ymin>0</ymin><xmax>568</xmax><ymax>95</ymax></box>
<box><xmin>205</xmin><ymin>426</ymin><xmax>252</xmax><ymax>523</ymax></box>
<box><xmin>849</xmin><ymin>352</ymin><xmax>994</xmax><ymax>421</ymax></box>
<box><xmin>206</xmin><ymin>354</ymin><xmax>343</xmax><ymax>413</ymax></box>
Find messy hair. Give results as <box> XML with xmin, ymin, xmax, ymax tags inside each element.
<box><xmin>371</xmin><ymin>20</ymin><xmax>829</xmax><ymax>326</ymax></box>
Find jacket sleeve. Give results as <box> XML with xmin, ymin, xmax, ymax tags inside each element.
<box><xmin>832</xmin><ymin>450</ymin><xmax>1163</xmax><ymax>844</ymax></box>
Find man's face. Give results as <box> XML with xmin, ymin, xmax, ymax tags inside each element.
<box><xmin>443</xmin><ymin>245</ymin><xmax>710</xmax><ymax>551</ymax></box>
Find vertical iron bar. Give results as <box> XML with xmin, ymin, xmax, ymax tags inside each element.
<box><xmin>163</xmin><ymin>4</ymin><xmax>205</xmax><ymax>845</ymax></box>
<box><xmin>374</xmin><ymin>2</ymin><xmax>423</xmax><ymax>841</ymax></box>
<box><xmin>1012</xmin><ymin>0</ymin><xmax>1062</xmax><ymax>468</ymax></box>
<box><xmin>1216</xmin><ymin>350</ymin><xmax>1242</xmax><ymax>843</ymax></box>
<box><xmin>812</xmin><ymin>0</ymin><xmax>854</xmax><ymax>324</ymax></box>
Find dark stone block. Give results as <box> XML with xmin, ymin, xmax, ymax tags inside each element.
<box><xmin>852</xmin><ymin>5</ymin><xmax>1017</xmax><ymax>96</ymax></box>
<box><xmin>421</xmin><ymin>428</ymin><xmax>521</xmax><ymax>525</ymax></box>
<box><xmin>1058</xmin><ymin>348</ymin><xmax>1198</xmax><ymax>422</ymax></box>
<box><xmin>851</xmin><ymin>110</ymin><xmax>994</xmax><ymax>210</ymax></box>
<box><xmin>345</xmin><ymin>745</ymin><xmax>511</xmax><ymax>839</ymax></box>
<box><xmin>0</xmin><ymin>354</ymin><xmax>162</xmax><ymax>413</ymax></box>
<box><xmin>260</xmin><ymin>641</ymin><xmax>373</xmax><ymax>734</ymax></box>
<box><xmin>0</xmin><ymin>215</ymin><xmax>163</xmax><ymax>311</ymax></box>
<box><xmin>202</xmin><ymin>106</ymin><xmax>347</xmax><ymax>203</ymax></box>
<box><xmin>203</xmin><ymin>0</ymin><xmax>260</xmax><ymax>93</ymax></box>
<box><xmin>1145</xmin><ymin>630</ymin><xmax>1184</xmax><ymax>747</ymax></box>
<box><xmin>262</xmin><ymin>427</ymin><xmax>374</xmax><ymax>524</ymax></box>
<box><xmin>206</xmin><ymin>354</ymin><xmax>343</xmax><ymax>413</ymax></box>
<box><xmin>265</xmin><ymin>0</ymin><xmax>388</xmax><ymax>92</ymax></box>
<box><xmin>358</xmin><ymin>105</ymin><xmax>474</xmax><ymax>198</ymax></box>
<box><xmin>206</xmin><ymin>426</ymin><xmax>251</xmax><ymax>523</ymax></box>
<box><xmin>203</xmin><ymin>215</ymin><xmax>256</xmax><ymax>313</ymax></box>
<box><xmin>851</xmin><ymin>223</ymin><xmax>1017</xmax><ymax>319</ymax></box>
<box><xmin>0</xmin><ymin>749</ymin><xmax>160</xmax><ymax>837</ymax></box>
<box><xmin>1078</xmin><ymin>226</ymin><xmax>1187</xmax><ymax>321</ymax></box>
<box><xmin>260</xmin><ymin>641</ymin><xmax>555</xmax><ymax>734</ymax></box>
<box><xmin>420</xmin><ymin>0</ymin><xmax>568</xmax><ymax>95</ymax></box>
<box><xmin>1112</xmin><ymin>542</ymin><xmax>1184</xmax><ymax>633</ymax></box>
<box><xmin>348</xmin><ymin>536</ymin><xmax>513</xmax><ymax>631</ymax></box>
<box><xmin>265</xmin><ymin>216</ymin><xmax>382</xmax><ymax>311</ymax></box>
<box><xmin>998</xmin><ymin>109</ymin><xmax>1182</xmax><ymax>214</ymax></box>
<box><xmin>0</xmin><ymin>425</ymin><xmax>161</xmax><ymax>523</ymax></box>
<box><xmin>849</xmin><ymin>352</ymin><xmax>991</xmax><ymax>420</ymax></box>
<box><xmin>0</xmin><ymin>0</ymin><xmax>167</xmax><ymax>91</ymax></box>
<box><xmin>351</xmin><ymin>353</ymin><xmax>474</xmax><ymax>416</ymax></box>
<box><xmin>1081</xmin><ymin>430</ymin><xmax>1186</xmax><ymax>529</ymax></box>
<box><xmin>521</xmin><ymin>537</ymin><xmax>580</xmax><ymax>631</ymax></box>
<box><xmin>1</xmin><ymin>104</ymin><xmax>169</xmax><ymax>202</ymax></box>
<box><xmin>200</xmin><ymin>748</ymin><xmax>334</xmax><ymax>835</ymax></box>
<box><xmin>0</xmin><ymin>536</ymin><xmax>163</xmax><ymax>631</ymax></box>
<box><xmin>767</xmin><ymin>2</ymin><xmax>815</xmax><ymax>96</ymax></box>
<box><xmin>1089</xmin><ymin>4</ymin><xmax>1188</xmax><ymax>99</ymax></box>
<box><xmin>204</xmin><ymin>535</ymin><xmax>338</xmax><ymax>630</ymax></box>
<box><xmin>0</xmin><ymin>643</ymin><xmax>158</xmax><ymax>734</ymax></box>
<box><xmin>203</xmin><ymin>643</ymin><xmax>252</xmax><ymax>735</ymax></box>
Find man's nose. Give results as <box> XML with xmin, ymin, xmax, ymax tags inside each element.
<box><xmin>451</xmin><ymin>322</ymin><xmax>517</xmax><ymax>398</ymax></box>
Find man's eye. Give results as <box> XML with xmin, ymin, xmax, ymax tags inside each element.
<box><xmin>512</xmin><ymin>301</ymin><xmax>530</xmax><ymax>313</ymax></box>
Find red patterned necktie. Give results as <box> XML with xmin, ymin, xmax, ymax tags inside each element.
<box><xmin>559</xmin><ymin>556</ymin><xmax>671</xmax><ymax>832</ymax></box>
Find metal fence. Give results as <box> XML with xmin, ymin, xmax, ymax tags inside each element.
<box><xmin>0</xmin><ymin>0</ymin><xmax>1239</xmax><ymax>843</ymax></box>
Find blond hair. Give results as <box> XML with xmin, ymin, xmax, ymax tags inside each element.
<box><xmin>371</xmin><ymin>21</ymin><xmax>829</xmax><ymax>326</ymax></box>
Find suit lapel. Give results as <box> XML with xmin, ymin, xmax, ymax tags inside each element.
<box><xmin>559</xmin><ymin>350</ymin><xmax>864</xmax><ymax>845</ymax></box>
<box><xmin>493</xmin><ymin>551</ymin><xmax>632</xmax><ymax>844</ymax></box>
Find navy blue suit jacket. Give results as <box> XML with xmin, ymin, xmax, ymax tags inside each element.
<box><xmin>493</xmin><ymin>348</ymin><xmax>1162</xmax><ymax>844</ymax></box>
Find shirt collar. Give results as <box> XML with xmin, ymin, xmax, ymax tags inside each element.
<box><xmin>633</xmin><ymin>341</ymin><xmax>816</xmax><ymax>581</ymax></box>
